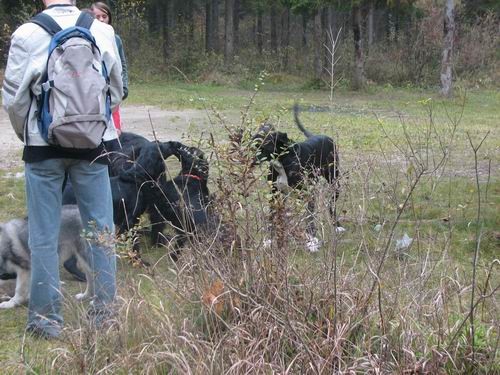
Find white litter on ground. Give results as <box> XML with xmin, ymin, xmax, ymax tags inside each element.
<box><xmin>395</xmin><ymin>233</ymin><xmax>413</xmax><ymax>251</ymax></box>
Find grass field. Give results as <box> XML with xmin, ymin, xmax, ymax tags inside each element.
<box><xmin>0</xmin><ymin>82</ymin><xmax>498</xmax><ymax>373</ymax></box>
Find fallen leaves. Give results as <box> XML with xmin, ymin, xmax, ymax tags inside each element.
<box><xmin>202</xmin><ymin>279</ymin><xmax>241</xmax><ymax>317</ymax></box>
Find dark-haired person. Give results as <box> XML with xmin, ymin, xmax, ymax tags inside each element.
<box><xmin>91</xmin><ymin>1</ymin><xmax>128</xmax><ymax>135</ymax></box>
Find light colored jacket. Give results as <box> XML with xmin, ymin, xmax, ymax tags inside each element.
<box><xmin>1</xmin><ymin>6</ymin><xmax>123</xmax><ymax>146</ymax></box>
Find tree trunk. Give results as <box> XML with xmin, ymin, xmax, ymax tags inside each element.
<box><xmin>212</xmin><ymin>0</ymin><xmax>220</xmax><ymax>53</ymax></box>
<box><xmin>313</xmin><ymin>9</ymin><xmax>323</xmax><ymax>81</ymax></box>
<box><xmin>327</xmin><ymin>6</ymin><xmax>336</xmax><ymax>36</ymax></box>
<box><xmin>281</xmin><ymin>7</ymin><xmax>291</xmax><ymax>69</ymax></box>
<box><xmin>270</xmin><ymin>4</ymin><xmax>278</xmax><ymax>53</ymax></box>
<box><xmin>322</xmin><ymin>7</ymin><xmax>329</xmax><ymax>72</ymax></box>
<box><xmin>367</xmin><ymin>0</ymin><xmax>375</xmax><ymax>48</ymax></box>
<box><xmin>146</xmin><ymin>0</ymin><xmax>161</xmax><ymax>34</ymax></box>
<box><xmin>386</xmin><ymin>10</ymin><xmax>394</xmax><ymax>42</ymax></box>
<box><xmin>301</xmin><ymin>12</ymin><xmax>308</xmax><ymax>47</ymax></box>
<box><xmin>206</xmin><ymin>0</ymin><xmax>214</xmax><ymax>52</ymax></box>
<box><xmin>186</xmin><ymin>0</ymin><xmax>195</xmax><ymax>45</ymax></box>
<box><xmin>224</xmin><ymin>0</ymin><xmax>234</xmax><ymax>64</ymax></box>
<box><xmin>440</xmin><ymin>0</ymin><xmax>455</xmax><ymax>97</ymax></box>
<box><xmin>162</xmin><ymin>0</ymin><xmax>175</xmax><ymax>62</ymax></box>
<box><xmin>257</xmin><ymin>11</ymin><xmax>263</xmax><ymax>55</ymax></box>
<box><xmin>352</xmin><ymin>4</ymin><xmax>366</xmax><ymax>90</ymax></box>
<box><xmin>233</xmin><ymin>0</ymin><xmax>240</xmax><ymax>49</ymax></box>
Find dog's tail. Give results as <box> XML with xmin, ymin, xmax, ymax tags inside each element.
<box><xmin>293</xmin><ymin>104</ymin><xmax>314</xmax><ymax>138</ymax></box>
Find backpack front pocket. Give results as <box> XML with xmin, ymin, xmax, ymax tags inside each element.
<box><xmin>48</xmin><ymin>57</ymin><xmax>109</xmax><ymax>149</ymax></box>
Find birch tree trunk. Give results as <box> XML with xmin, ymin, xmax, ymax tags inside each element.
<box><xmin>440</xmin><ymin>0</ymin><xmax>455</xmax><ymax>97</ymax></box>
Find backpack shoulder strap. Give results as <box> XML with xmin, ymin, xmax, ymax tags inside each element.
<box><xmin>31</xmin><ymin>13</ymin><xmax>62</xmax><ymax>36</ymax></box>
<box><xmin>75</xmin><ymin>11</ymin><xmax>95</xmax><ymax>30</ymax></box>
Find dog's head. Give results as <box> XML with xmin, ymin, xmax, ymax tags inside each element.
<box><xmin>158</xmin><ymin>141</ymin><xmax>209</xmax><ymax>181</ymax></box>
<box><xmin>252</xmin><ymin>123</ymin><xmax>290</xmax><ymax>163</ymax></box>
<box><xmin>177</xmin><ymin>145</ymin><xmax>209</xmax><ymax>181</ymax></box>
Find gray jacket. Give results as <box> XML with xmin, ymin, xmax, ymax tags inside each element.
<box><xmin>1</xmin><ymin>6</ymin><xmax>123</xmax><ymax>146</ymax></box>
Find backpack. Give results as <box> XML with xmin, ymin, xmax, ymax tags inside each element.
<box><xmin>31</xmin><ymin>12</ymin><xmax>112</xmax><ymax>149</ymax></box>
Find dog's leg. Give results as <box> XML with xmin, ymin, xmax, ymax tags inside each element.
<box><xmin>0</xmin><ymin>269</ymin><xmax>30</xmax><ymax>308</ymax></box>
<box><xmin>263</xmin><ymin>167</ymin><xmax>285</xmax><ymax>248</ymax></box>
<box><xmin>74</xmin><ymin>255</ymin><xmax>95</xmax><ymax>301</ymax></box>
<box><xmin>270</xmin><ymin>160</ymin><xmax>291</xmax><ymax>193</ymax></box>
<box><xmin>150</xmin><ymin>223</ymin><xmax>165</xmax><ymax>246</ymax></box>
<box><xmin>330</xmin><ymin>201</ymin><xmax>345</xmax><ymax>233</ymax></box>
<box><xmin>325</xmin><ymin>165</ymin><xmax>345</xmax><ymax>233</ymax></box>
<box><xmin>63</xmin><ymin>256</ymin><xmax>87</xmax><ymax>282</ymax></box>
<box><xmin>149</xmin><ymin>208</ymin><xmax>168</xmax><ymax>246</ymax></box>
<box><xmin>305</xmin><ymin>199</ymin><xmax>321</xmax><ymax>252</ymax></box>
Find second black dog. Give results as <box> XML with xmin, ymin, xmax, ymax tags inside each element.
<box><xmin>253</xmin><ymin>105</ymin><xmax>343</xmax><ymax>251</ymax></box>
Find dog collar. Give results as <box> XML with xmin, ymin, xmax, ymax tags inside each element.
<box><xmin>183</xmin><ymin>174</ymin><xmax>203</xmax><ymax>181</ymax></box>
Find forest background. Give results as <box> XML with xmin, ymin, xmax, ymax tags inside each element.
<box><xmin>1</xmin><ymin>0</ymin><xmax>498</xmax><ymax>91</ymax></box>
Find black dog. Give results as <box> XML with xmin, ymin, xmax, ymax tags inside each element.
<box><xmin>254</xmin><ymin>105</ymin><xmax>343</xmax><ymax>251</ymax></box>
<box><xmin>106</xmin><ymin>132</ymin><xmax>151</xmax><ymax>177</ymax></box>
<box><xmin>62</xmin><ymin>137</ymin><xmax>178</xmax><ymax>276</ymax></box>
<box><xmin>62</xmin><ymin>132</ymin><xmax>152</xmax><ymax>205</ymax></box>
<box><xmin>142</xmin><ymin>143</ymin><xmax>211</xmax><ymax>259</ymax></box>
<box><xmin>62</xmin><ymin>138</ymin><xmax>174</xmax><ymax>232</ymax></box>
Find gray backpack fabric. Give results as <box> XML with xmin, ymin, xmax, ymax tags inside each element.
<box><xmin>32</xmin><ymin>12</ymin><xmax>111</xmax><ymax>149</ymax></box>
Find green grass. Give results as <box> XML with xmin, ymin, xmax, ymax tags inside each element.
<box><xmin>127</xmin><ymin>81</ymin><xmax>499</xmax><ymax>159</ymax></box>
<box><xmin>0</xmin><ymin>82</ymin><xmax>498</xmax><ymax>373</ymax></box>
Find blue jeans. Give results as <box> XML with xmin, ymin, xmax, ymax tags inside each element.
<box><xmin>24</xmin><ymin>159</ymin><xmax>116</xmax><ymax>332</ymax></box>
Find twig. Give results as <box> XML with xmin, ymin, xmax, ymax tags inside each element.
<box><xmin>465</xmin><ymin>130</ymin><xmax>490</xmax><ymax>365</ymax></box>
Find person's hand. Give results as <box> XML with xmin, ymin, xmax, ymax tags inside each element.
<box><xmin>122</xmin><ymin>87</ymin><xmax>128</xmax><ymax>100</ymax></box>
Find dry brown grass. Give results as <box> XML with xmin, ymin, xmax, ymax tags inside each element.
<box><xmin>9</xmin><ymin>104</ymin><xmax>499</xmax><ymax>374</ymax></box>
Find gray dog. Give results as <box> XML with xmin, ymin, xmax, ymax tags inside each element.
<box><xmin>0</xmin><ymin>205</ymin><xmax>93</xmax><ymax>309</ymax></box>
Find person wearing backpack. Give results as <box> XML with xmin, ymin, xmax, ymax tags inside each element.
<box><xmin>91</xmin><ymin>1</ymin><xmax>128</xmax><ymax>135</ymax></box>
<box><xmin>1</xmin><ymin>0</ymin><xmax>123</xmax><ymax>339</ymax></box>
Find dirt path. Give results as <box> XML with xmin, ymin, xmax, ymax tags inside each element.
<box><xmin>0</xmin><ymin>105</ymin><xmax>215</xmax><ymax>170</ymax></box>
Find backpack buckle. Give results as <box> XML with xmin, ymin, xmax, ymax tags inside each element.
<box><xmin>41</xmin><ymin>80</ymin><xmax>55</xmax><ymax>92</ymax></box>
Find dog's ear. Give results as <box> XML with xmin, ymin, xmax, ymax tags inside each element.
<box><xmin>274</xmin><ymin>131</ymin><xmax>290</xmax><ymax>151</ymax></box>
<box><xmin>252</xmin><ymin>123</ymin><xmax>275</xmax><ymax>143</ymax></box>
